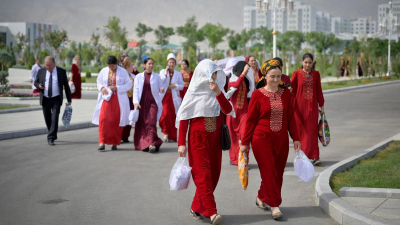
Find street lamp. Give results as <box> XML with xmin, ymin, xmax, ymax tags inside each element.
<box><xmin>381</xmin><ymin>1</ymin><xmax>399</xmax><ymax>76</ymax></box>
<box><xmin>256</xmin><ymin>0</ymin><xmax>293</xmax><ymax>58</ymax></box>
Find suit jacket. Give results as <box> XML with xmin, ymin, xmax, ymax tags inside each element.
<box><xmin>34</xmin><ymin>66</ymin><xmax>72</xmax><ymax>105</ymax></box>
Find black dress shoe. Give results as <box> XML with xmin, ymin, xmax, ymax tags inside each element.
<box><xmin>111</xmin><ymin>145</ymin><xmax>117</xmax><ymax>150</ymax></box>
<box><xmin>48</xmin><ymin>140</ymin><xmax>55</xmax><ymax>146</ymax></box>
<box><xmin>121</xmin><ymin>140</ymin><xmax>129</xmax><ymax>144</ymax></box>
<box><xmin>98</xmin><ymin>145</ymin><xmax>105</xmax><ymax>150</ymax></box>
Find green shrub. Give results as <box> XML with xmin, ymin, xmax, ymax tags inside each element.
<box><xmin>83</xmin><ymin>62</ymin><xmax>87</xmax><ymax>66</ymax></box>
<box><xmin>86</xmin><ymin>71</ymin><xmax>91</xmax><ymax>78</ymax></box>
<box><xmin>94</xmin><ymin>63</ymin><xmax>98</xmax><ymax>68</ymax></box>
<box><xmin>20</xmin><ymin>61</ymin><xmax>25</xmax><ymax>66</ymax></box>
<box><xmin>28</xmin><ymin>63</ymin><xmax>33</xmax><ymax>69</ymax></box>
<box><xmin>98</xmin><ymin>67</ymin><xmax>102</xmax><ymax>73</ymax></box>
<box><xmin>81</xmin><ymin>77</ymin><xmax>86</xmax><ymax>83</ymax></box>
<box><xmin>327</xmin><ymin>70</ymin><xmax>332</xmax><ymax>76</ymax></box>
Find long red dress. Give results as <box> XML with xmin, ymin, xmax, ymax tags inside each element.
<box><xmin>71</xmin><ymin>64</ymin><xmax>82</xmax><ymax>99</ymax></box>
<box><xmin>291</xmin><ymin>69</ymin><xmax>324</xmax><ymax>159</ymax></box>
<box><xmin>178</xmin><ymin>93</ymin><xmax>233</xmax><ymax>218</ymax></box>
<box><xmin>121</xmin><ymin>70</ymin><xmax>139</xmax><ymax>142</ymax></box>
<box><xmin>98</xmin><ymin>71</ymin><xmax>123</xmax><ymax>145</ymax></box>
<box><xmin>227</xmin><ymin>75</ymin><xmax>248</xmax><ymax>165</ymax></box>
<box><xmin>159</xmin><ymin>71</ymin><xmax>178</xmax><ymax>142</ymax></box>
<box><xmin>242</xmin><ymin>87</ymin><xmax>299</xmax><ymax>207</ymax></box>
<box><xmin>180</xmin><ymin>70</ymin><xmax>193</xmax><ymax>99</ymax></box>
<box><xmin>134</xmin><ymin>72</ymin><xmax>163</xmax><ymax>151</ymax></box>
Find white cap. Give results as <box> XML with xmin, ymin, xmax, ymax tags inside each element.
<box><xmin>167</xmin><ymin>53</ymin><xmax>176</xmax><ymax>61</ymax></box>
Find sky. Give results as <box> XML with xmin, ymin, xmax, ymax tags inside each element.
<box><xmin>0</xmin><ymin>0</ymin><xmax>390</xmax><ymax>48</ymax></box>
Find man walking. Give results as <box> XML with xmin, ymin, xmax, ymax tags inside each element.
<box><xmin>30</xmin><ymin>59</ymin><xmax>42</xmax><ymax>94</ymax></box>
<box><xmin>34</xmin><ymin>56</ymin><xmax>72</xmax><ymax>146</ymax></box>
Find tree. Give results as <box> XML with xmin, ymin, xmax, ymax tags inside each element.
<box><xmin>228</xmin><ymin>31</ymin><xmax>240</xmax><ymax>53</ymax></box>
<box><xmin>70</xmin><ymin>40</ymin><xmax>77</xmax><ymax>53</ymax></box>
<box><xmin>154</xmin><ymin>25</ymin><xmax>174</xmax><ymax>47</ymax></box>
<box><xmin>81</xmin><ymin>44</ymin><xmax>95</xmax><ymax>72</ymax></box>
<box><xmin>66</xmin><ymin>49</ymin><xmax>75</xmax><ymax>65</ymax></box>
<box><xmin>0</xmin><ymin>49</ymin><xmax>11</xmax><ymax>71</ymax></box>
<box><xmin>255</xmin><ymin>26</ymin><xmax>273</xmax><ymax>60</ymax></box>
<box><xmin>0</xmin><ymin>49</ymin><xmax>11</xmax><ymax>93</ymax></box>
<box><xmin>135</xmin><ymin>23</ymin><xmax>153</xmax><ymax>65</ymax></box>
<box><xmin>44</xmin><ymin>29</ymin><xmax>69</xmax><ymax>64</ymax></box>
<box><xmin>306</xmin><ymin>32</ymin><xmax>337</xmax><ymax>54</ymax></box>
<box><xmin>90</xmin><ymin>31</ymin><xmax>101</xmax><ymax>64</ymax></box>
<box><xmin>104</xmin><ymin>16</ymin><xmax>127</xmax><ymax>52</ymax></box>
<box><xmin>13</xmin><ymin>32</ymin><xmax>28</xmax><ymax>61</ymax></box>
<box><xmin>33</xmin><ymin>37</ymin><xmax>44</xmax><ymax>58</ymax></box>
<box><xmin>201</xmin><ymin>23</ymin><xmax>229</xmax><ymax>54</ymax></box>
<box><xmin>176</xmin><ymin>16</ymin><xmax>204</xmax><ymax>58</ymax></box>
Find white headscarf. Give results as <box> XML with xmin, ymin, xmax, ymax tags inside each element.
<box><xmin>223</xmin><ymin>58</ymin><xmax>239</xmax><ymax>76</ymax></box>
<box><xmin>175</xmin><ymin>59</ymin><xmax>235</xmax><ymax>128</ymax></box>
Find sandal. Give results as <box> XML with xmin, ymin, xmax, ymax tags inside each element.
<box><xmin>190</xmin><ymin>209</ymin><xmax>202</xmax><ymax>220</ymax></box>
<box><xmin>211</xmin><ymin>214</ymin><xmax>223</xmax><ymax>225</ymax></box>
<box><xmin>98</xmin><ymin>145</ymin><xmax>105</xmax><ymax>151</ymax></box>
<box><xmin>256</xmin><ymin>197</ymin><xmax>270</xmax><ymax>210</ymax></box>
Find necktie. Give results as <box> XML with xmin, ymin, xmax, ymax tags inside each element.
<box><xmin>48</xmin><ymin>71</ymin><xmax>53</xmax><ymax>98</ymax></box>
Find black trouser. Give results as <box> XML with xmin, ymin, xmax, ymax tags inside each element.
<box><xmin>42</xmin><ymin>96</ymin><xmax>61</xmax><ymax>141</ymax></box>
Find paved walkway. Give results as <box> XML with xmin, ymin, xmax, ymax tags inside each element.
<box><xmin>342</xmin><ymin>197</ymin><xmax>400</xmax><ymax>222</ymax></box>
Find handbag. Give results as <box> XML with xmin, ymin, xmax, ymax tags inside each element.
<box><xmin>220</xmin><ymin>114</ymin><xmax>231</xmax><ymax>150</ymax></box>
<box><xmin>318</xmin><ymin>111</ymin><xmax>330</xmax><ymax>147</ymax></box>
<box><xmin>69</xmin><ymin>81</ymin><xmax>76</xmax><ymax>94</ymax></box>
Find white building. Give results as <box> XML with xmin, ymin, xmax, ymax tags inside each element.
<box><xmin>0</xmin><ymin>22</ymin><xmax>58</xmax><ymax>49</ymax></box>
<box><xmin>349</xmin><ymin>18</ymin><xmax>377</xmax><ymax>35</ymax></box>
<box><xmin>316</xmin><ymin>11</ymin><xmax>331</xmax><ymax>33</ymax></box>
<box><xmin>378</xmin><ymin>1</ymin><xmax>400</xmax><ymax>37</ymax></box>
<box><xmin>331</xmin><ymin>17</ymin><xmax>351</xmax><ymax>34</ymax></box>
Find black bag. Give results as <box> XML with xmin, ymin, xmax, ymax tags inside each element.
<box><xmin>220</xmin><ymin>115</ymin><xmax>231</xmax><ymax>150</ymax></box>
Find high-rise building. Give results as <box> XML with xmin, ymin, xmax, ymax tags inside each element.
<box><xmin>378</xmin><ymin>1</ymin><xmax>400</xmax><ymax>36</ymax></box>
<box><xmin>350</xmin><ymin>18</ymin><xmax>377</xmax><ymax>35</ymax></box>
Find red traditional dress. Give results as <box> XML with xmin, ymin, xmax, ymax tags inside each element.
<box><xmin>178</xmin><ymin>93</ymin><xmax>233</xmax><ymax>218</ymax></box>
<box><xmin>98</xmin><ymin>70</ymin><xmax>123</xmax><ymax>145</ymax></box>
<box><xmin>71</xmin><ymin>64</ymin><xmax>82</xmax><ymax>99</ymax></box>
<box><xmin>242</xmin><ymin>87</ymin><xmax>299</xmax><ymax>207</ymax></box>
<box><xmin>134</xmin><ymin>72</ymin><xmax>163</xmax><ymax>151</ymax></box>
<box><xmin>291</xmin><ymin>69</ymin><xmax>324</xmax><ymax>159</ymax></box>
<box><xmin>159</xmin><ymin>71</ymin><xmax>178</xmax><ymax>142</ymax></box>
<box><xmin>121</xmin><ymin>70</ymin><xmax>139</xmax><ymax>142</ymax></box>
<box><xmin>179</xmin><ymin>70</ymin><xmax>193</xmax><ymax>99</ymax></box>
<box><xmin>227</xmin><ymin>75</ymin><xmax>248</xmax><ymax>165</ymax></box>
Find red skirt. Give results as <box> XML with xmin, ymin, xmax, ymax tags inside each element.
<box><xmin>159</xmin><ymin>92</ymin><xmax>177</xmax><ymax>142</ymax></box>
<box><xmin>98</xmin><ymin>93</ymin><xmax>123</xmax><ymax>145</ymax></box>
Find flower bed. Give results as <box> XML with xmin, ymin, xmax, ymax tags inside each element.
<box><xmin>0</xmin><ymin>92</ymin><xmax>40</xmax><ymax>97</ymax></box>
<box><xmin>10</xmin><ymin>85</ymin><xmax>32</xmax><ymax>89</ymax></box>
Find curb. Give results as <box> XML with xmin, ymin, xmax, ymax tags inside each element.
<box><xmin>315</xmin><ymin>133</ymin><xmax>400</xmax><ymax>225</ymax></box>
<box><xmin>0</xmin><ymin>106</ymin><xmax>42</xmax><ymax>114</ymax></box>
<box><xmin>0</xmin><ymin>122</ymin><xmax>98</xmax><ymax>141</ymax></box>
<box><xmin>339</xmin><ymin>187</ymin><xmax>400</xmax><ymax>199</ymax></box>
<box><xmin>323</xmin><ymin>80</ymin><xmax>400</xmax><ymax>94</ymax></box>
<box><xmin>0</xmin><ymin>97</ymin><xmax>40</xmax><ymax>100</ymax></box>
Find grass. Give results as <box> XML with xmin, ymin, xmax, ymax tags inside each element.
<box><xmin>0</xmin><ymin>105</ymin><xmax>30</xmax><ymax>110</ymax></box>
<box><xmin>321</xmin><ymin>76</ymin><xmax>400</xmax><ymax>90</ymax></box>
<box><xmin>330</xmin><ymin>141</ymin><xmax>400</xmax><ymax>195</ymax></box>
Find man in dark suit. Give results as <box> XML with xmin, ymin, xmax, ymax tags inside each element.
<box><xmin>34</xmin><ymin>56</ymin><xmax>72</xmax><ymax>146</ymax></box>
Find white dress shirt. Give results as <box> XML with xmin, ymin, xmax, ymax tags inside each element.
<box><xmin>44</xmin><ymin>67</ymin><xmax>60</xmax><ymax>98</ymax></box>
<box><xmin>30</xmin><ymin>64</ymin><xmax>42</xmax><ymax>89</ymax></box>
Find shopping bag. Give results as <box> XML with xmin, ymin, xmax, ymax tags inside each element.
<box><xmin>294</xmin><ymin>150</ymin><xmax>315</xmax><ymax>183</ymax></box>
<box><xmin>69</xmin><ymin>81</ymin><xmax>76</xmax><ymax>94</ymax></box>
<box><xmin>169</xmin><ymin>157</ymin><xmax>192</xmax><ymax>191</ymax></box>
<box><xmin>128</xmin><ymin>109</ymin><xmax>139</xmax><ymax>126</ymax></box>
<box><xmin>62</xmin><ymin>103</ymin><xmax>73</xmax><ymax>129</ymax></box>
<box><xmin>318</xmin><ymin>112</ymin><xmax>330</xmax><ymax>147</ymax></box>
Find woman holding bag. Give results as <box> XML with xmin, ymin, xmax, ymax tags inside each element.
<box><xmin>177</xmin><ymin>59</ymin><xmax>235</xmax><ymax>225</ymax></box>
<box><xmin>70</xmin><ymin>55</ymin><xmax>82</xmax><ymax>99</ymax></box>
<box><xmin>240</xmin><ymin>59</ymin><xmax>301</xmax><ymax>220</ymax></box>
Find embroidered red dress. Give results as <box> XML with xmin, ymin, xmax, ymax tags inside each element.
<box><xmin>178</xmin><ymin>93</ymin><xmax>233</xmax><ymax>218</ymax></box>
<box><xmin>242</xmin><ymin>87</ymin><xmax>299</xmax><ymax>207</ymax></box>
<box><xmin>71</xmin><ymin>64</ymin><xmax>82</xmax><ymax>99</ymax></box>
<box><xmin>291</xmin><ymin>69</ymin><xmax>324</xmax><ymax>159</ymax></box>
<box><xmin>227</xmin><ymin>75</ymin><xmax>249</xmax><ymax>165</ymax></box>
<box><xmin>179</xmin><ymin>70</ymin><xmax>193</xmax><ymax>99</ymax></box>
<box><xmin>159</xmin><ymin>71</ymin><xmax>178</xmax><ymax>142</ymax></box>
<box><xmin>98</xmin><ymin>70</ymin><xmax>123</xmax><ymax>145</ymax></box>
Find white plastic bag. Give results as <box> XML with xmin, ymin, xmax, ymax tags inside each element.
<box><xmin>102</xmin><ymin>87</ymin><xmax>113</xmax><ymax>101</ymax></box>
<box><xmin>169</xmin><ymin>157</ymin><xmax>192</xmax><ymax>191</ymax></box>
<box><xmin>128</xmin><ymin>109</ymin><xmax>139</xmax><ymax>126</ymax></box>
<box><xmin>69</xmin><ymin>81</ymin><xmax>76</xmax><ymax>94</ymax></box>
<box><xmin>294</xmin><ymin>150</ymin><xmax>315</xmax><ymax>182</ymax></box>
<box><xmin>62</xmin><ymin>103</ymin><xmax>73</xmax><ymax>128</ymax></box>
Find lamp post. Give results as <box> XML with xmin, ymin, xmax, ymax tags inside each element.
<box><xmin>380</xmin><ymin>1</ymin><xmax>399</xmax><ymax>76</ymax></box>
<box><xmin>256</xmin><ymin>0</ymin><xmax>293</xmax><ymax>58</ymax></box>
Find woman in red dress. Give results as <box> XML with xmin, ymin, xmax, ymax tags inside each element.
<box><xmin>227</xmin><ymin>61</ymin><xmax>250</xmax><ymax>165</ymax></box>
<box><xmin>291</xmin><ymin>53</ymin><xmax>325</xmax><ymax>165</ymax></box>
<box><xmin>70</xmin><ymin>55</ymin><xmax>82</xmax><ymax>99</ymax></box>
<box><xmin>240</xmin><ymin>59</ymin><xmax>301</xmax><ymax>220</ymax></box>
<box><xmin>179</xmin><ymin>59</ymin><xmax>193</xmax><ymax>99</ymax></box>
<box><xmin>246</xmin><ymin>55</ymin><xmax>263</xmax><ymax>86</ymax></box>
<box><xmin>177</xmin><ymin>59</ymin><xmax>235</xmax><ymax>225</ymax></box>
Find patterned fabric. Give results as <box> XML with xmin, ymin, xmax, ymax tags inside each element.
<box><xmin>259</xmin><ymin>87</ymin><xmax>284</xmax><ymax>132</ymax></box>
<box><xmin>127</xmin><ymin>76</ymin><xmax>134</xmax><ymax>97</ymax></box>
<box><xmin>108</xmin><ymin>70</ymin><xmax>116</xmax><ymax>87</ymax></box>
<box><xmin>301</xmin><ymin>69</ymin><xmax>313</xmax><ymax>100</ymax></box>
<box><xmin>204</xmin><ymin>117</ymin><xmax>217</xmax><ymax>133</ymax></box>
<box><xmin>181</xmin><ymin>70</ymin><xmax>191</xmax><ymax>87</ymax></box>
<box><xmin>260</xmin><ymin>59</ymin><xmax>281</xmax><ymax>76</ymax></box>
<box><xmin>236</xmin><ymin>80</ymin><xmax>246</xmax><ymax>109</ymax></box>
<box><xmin>238</xmin><ymin>147</ymin><xmax>249</xmax><ymax>190</ymax></box>
<box><xmin>167</xmin><ymin>71</ymin><xmax>174</xmax><ymax>93</ymax></box>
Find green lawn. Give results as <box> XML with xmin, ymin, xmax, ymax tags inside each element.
<box><xmin>322</xmin><ymin>76</ymin><xmax>400</xmax><ymax>90</ymax></box>
<box><xmin>0</xmin><ymin>105</ymin><xmax>30</xmax><ymax>110</ymax></box>
<box><xmin>330</xmin><ymin>141</ymin><xmax>400</xmax><ymax>195</ymax></box>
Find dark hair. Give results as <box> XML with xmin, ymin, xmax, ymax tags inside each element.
<box><xmin>181</xmin><ymin>59</ymin><xmax>189</xmax><ymax>67</ymax></box>
<box><xmin>273</xmin><ymin>57</ymin><xmax>283</xmax><ymax>67</ymax></box>
<box><xmin>301</xmin><ymin>53</ymin><xmax>316</xmax><ymax>69</ymax></box>
<box><xmin>107</xmin><ymin>55</ymin><xmax>118</xmax><ymax>64</ymax></box>
<box><xmin>144</xmin><ymin>58</ymin><xmax>154</xmax><ymax>65</ymax></box>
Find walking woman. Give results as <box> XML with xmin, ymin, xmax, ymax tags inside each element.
<box><xmin>133</xmin><ymin>58</ymin><xmax>167</xmax><ymax>153</ymax></box>
<box><xmin>159</xmin><ymin>53</ymin><xmax>184</xmax><ymax>142</ymax></box>
<box><xmin>179</xmin><ymin>59</ymin><xmax>193</xmax><ymax>99</ymax></box>
<box><xmin>71</xmin><ymin>55</ymin><xmax>82</xmax><ymax>99</ymax></box>
<box><xmin>177</xmin><ymin>59</ymin><xmax>235</xmax><ymax>225</ymax></box>
<box><xmin>227</xmin><ymin>61</ymin><xmax>251</xmax><ymax>165</ymax></box>
<box><xmin>291</xmin><ymin>53</ymin><xmax>325</xmax><ymax>165</ymax></box>
<box><xmin>121</xmin><ymin>60</ymin><xmax>136</xmax><ymax>143</ymax></box>
<box><xmin>240</xmin><ymin>59</ymin><xmax>301</xmax><ymax>220</ymax></box>
<box><xmin>92</xmin><ymin>56</ymin><xmax>132</xmax><ymax>150</ymax></box>
<box><xmin>246</xmin><ymin>55</ymin><xmax>262</xmax><ymax>86</ymax></box>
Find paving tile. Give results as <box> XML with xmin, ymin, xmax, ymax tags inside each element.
<box><xmin>379</xmin><ymin>199</ymin><xmax>400</xmax><ymax>209</ymax></box>
<box><xmin>342</xmin><ymin>197</ymin><xmax>387</xmax><ymax>208</ymax></box>
<box><xmin>371</xmin><ymin>208</ymin><xmax>400</xmax><ymax>220</ymax></box>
